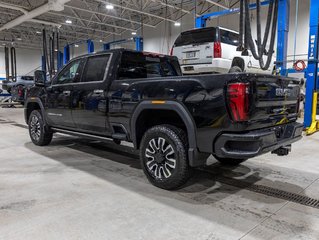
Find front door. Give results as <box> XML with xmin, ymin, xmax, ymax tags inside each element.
<box><xmin>46</xmin><ymin>58</ymin><xmax>85</xmax><ymax>128</ymax></box>
<box><xmin>71</xmin><ymin>54</ymin><xmax>111</xmax><ymax>134</ymax></box>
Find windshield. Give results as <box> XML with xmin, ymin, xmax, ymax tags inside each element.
<box><xmin>118</xmin><ymin>51</ymin><xmax>182</xmax><ymax>80</ymax></box>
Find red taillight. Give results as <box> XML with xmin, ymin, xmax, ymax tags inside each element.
<box><xmin>227</xmin><ymin>83</ymin><xmax>250</xmax><ymax>122</ymax></box>
<box><xmin>169</xmin><ymin>47</ymin><xmax>174</xmax><ymax>56</ymax></box>
<box><xmin>18</xmin><ymin>87</ymin><xmax>24</xmax><ymax>97</ymax></box>
<box><xmin>214</xmin><ymin>42</ymin><xmax>222</xmax><ymax>58</ymax></box>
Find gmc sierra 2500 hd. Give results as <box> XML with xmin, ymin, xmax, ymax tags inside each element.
<box><xmin>25</xmin><ymin>49</ymin><xmax>303</xmax><ymax>190</ymax></box>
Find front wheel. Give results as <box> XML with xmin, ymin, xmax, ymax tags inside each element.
<box><xmin>140</xmin><ymin>125</ymin><xmax>192</xmax><ymax>190</ymax></box>
<box><xmin>28</xmin><ymin>110</ymin><xmax>53</xmax><ymax>146</ymax></box>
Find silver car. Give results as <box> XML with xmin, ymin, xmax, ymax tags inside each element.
<box><xmin>2</xmin><ymin>75</ymin><xmax>34</xmax><ymax>93</ymax></box>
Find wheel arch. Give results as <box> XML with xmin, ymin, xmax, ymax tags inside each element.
<box><xmin>131</xmin><ymin>100</ymin><xmax>207</xmax><ymax>167</ymax></box>
<box><xmin>25</xmin><ymin>98</ymin><xmax>46</xmax><ymax>124</ymax></box>
<box><xmin>231</xmin><ymin>57</ymin><xmax>246</xmax><ymax>71</ymax></box>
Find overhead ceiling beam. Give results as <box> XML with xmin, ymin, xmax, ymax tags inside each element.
<box><xmin>93</xmin><ymin>0</ymin><xmax>177</xmax><ymax>23</ymax></box>
<box><xmin>0</xmin><ymin>0</ymin><xmax>71</xmax><ymax>31</ymax></box>
<box><xmin>64</xmin><ymin>5</ymin><xmax>156</xmax><ymax>28</ymax></box>
<box><xmin>205</xmin><ymin>0</ymin><xmax>230</xmax><ymax>9</ymax></box>
<box><xmin>29</xmin><ymin>19</ymin><xmax>62</xmax><ymax>28</ymax></box>
<box><xmin>150</xmin><ymin>0</ymin><xmax>191</xmax><ymax>14</ymax></box>
<box><xmin>59</xmin><ymin>22</ymin><xmax>121</xmax><ymax>35</ymax></box>
<box><xmin>0</xmin><ymin>1</ymin><xmax>64</xmax><ymax>28</ymax></box>
<box><xmin>48</xmin><ymin>11</ymin><xmax>137</xmax><ymax>31</ymax></box>
<box><xmin>0</xmin><ymin>2</ymin><xmax>28</xmax><ymax>14</ymax></box>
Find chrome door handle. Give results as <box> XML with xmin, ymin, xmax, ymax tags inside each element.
<box><xmin>94</xmin><ymin>89</ymin><xmax>104</xmax><ymax>94</ymax></box>
<box><xmin>63</xmin><ymin>90</ymin><xmax>71</xmax><ymax>96</ymax></box>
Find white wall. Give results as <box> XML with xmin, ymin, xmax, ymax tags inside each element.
<box><xmin>0</xmin><ymin>48</ymin><xmax>42</xmax><ymax>78</ymax></box>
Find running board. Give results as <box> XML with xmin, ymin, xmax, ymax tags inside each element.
<box><xmin>51</xmin><ymin>127</ymin><xmax>113</xmax><ymax>142</ymax></box>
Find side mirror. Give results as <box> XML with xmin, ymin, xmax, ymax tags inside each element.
<box><xmin>34</xmin><ymin>70</ymin><xmax>46</xmax><ymax>86</ymax></box>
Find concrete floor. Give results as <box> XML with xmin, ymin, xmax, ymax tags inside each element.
<box><xmin>1</xmin><ymin>108</ymin><xmax>319</xmax><ymax>240</ymax></box>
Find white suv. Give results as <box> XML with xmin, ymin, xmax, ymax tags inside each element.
<box><xmin>171</xmin><ymin>27</ymin><xmax>274</xmax><ymax>75</ymax></box>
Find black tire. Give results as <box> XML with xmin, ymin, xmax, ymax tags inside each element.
<box><xmin>113</xmin><ymin>139</ymin><xmax>121</xmax><ymax>145</ymax></box>
<box><xmin>28</xmin><ymin>110</ymin><xmax>53</xmax><ymax>146</ymax></box>
<box><xmin>140</xmin><ymin>125</ymin><xmax>192</xmax><ymax>190</ymax></box>
<box><xmin>228</xmin><ymin>66</ymin><xmax>243</xmax><ymax>73</ymax></box>
<box><xmin>215</xmin><ymin>156</ymin><xmax>247</xmax><ymax>166</ymax></box>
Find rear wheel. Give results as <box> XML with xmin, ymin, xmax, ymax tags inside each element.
<box><xmin>140</xmin><ymin>125</ymin><xmax>192</xmax><ymax>190</ymax></box>
<box><xmin>228</xmin><ymin>66</ymin><xmax>243</xmax><ymax>73</ymax></box>
<box><xmin>215</xmin><ymin>156</ymin><xmax>247</xmax><ymax>166</ymax></box>
<box><xmin>28</xmin><ymin>110</ymin><xmax>53</xmax><ymax>146</ymax></box>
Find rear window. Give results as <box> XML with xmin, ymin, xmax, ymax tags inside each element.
<box><xmin>220</xmin><ymin>29</ymin><xmax>239</xmax><ymax>46</ymax></box>
<box><xmin>174</xmin><ymin>27</ymin><xmax>239</xmax><ymax>47</ymax></box>
<box><xmin>21</xmin><ymin>76</ymin><xmax>34</xmax><ymax>81</ymax></box>
<box><xmin>174</xmin><ymin>27</ymin><xmax>217</xmax><ymax>47</ymax></box>
<box><xmin>118</xmin><ymin>51</ymin><xmax>182</xmax><ymax>80</ymax></box>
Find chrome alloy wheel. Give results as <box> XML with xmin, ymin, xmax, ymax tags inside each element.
<box><xmin>30</xmin><ymin>115</ymin><xmax>41</xmax><ymax>141</ymax></box>
<box><xmin>145</xmin><ymin>137</ymin><xmax>176</xmax><ymax>179</ymax></box>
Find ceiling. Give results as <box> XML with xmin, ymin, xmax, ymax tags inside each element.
<box><xmin>0</xmin><ymin>0</ymin><xmax>239</xmax><ymax>50</ymax></box>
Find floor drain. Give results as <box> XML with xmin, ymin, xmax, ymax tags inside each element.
<box><xmin>214</xmin><ymin>175</ymin><xmax>319</xmax><ymax>209</ymax></box>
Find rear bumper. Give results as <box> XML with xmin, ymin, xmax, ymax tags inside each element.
<box><xmin>214</xmin><ymin>122</ymin><xmax>303</xmax><ymax>159</ymax></box>
<box><xmin>181</xmin><ymin>58</ymin><xmax>232</xmax><ymax>74</ymax></box>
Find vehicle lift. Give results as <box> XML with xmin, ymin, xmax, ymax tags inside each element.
<box><xmin>0</xmin><ymin>45</ymin><xmax>20</xmax><ymax>107</ymax></box>
<box><xmin>62</xmin><ymin>37</ymin><xmax>143</xmax><ymax>65</ymax></box>
<box><xmin>63</xmin><ymin>39</ymin><xmax>95</xmax><ymax>64</ymax></box>
<box><xmin>195</xmin><ymin>0</ymin><xmax>319</xmax><ymax>135</ymax></box>
<box><xmin>103</xmin><ymin>37</ymin><xmax>143</xmax><ymax>51</ymax></box>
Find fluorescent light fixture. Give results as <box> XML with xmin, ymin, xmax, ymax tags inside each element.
<box><xmin>17</xmin><ymin>38</ymin><xmax>22</xmax><ymax>41</ymax></box>
<box><xmin>174</xmin><ymin>22</ymin><xmax>181</xmax><ymax>27</ymax></box>
<box><xmin>65</xmin><ymin>19</ymin><xmax>72</xmax><ymax>24</ymax></box>
<box><xmin>36</xmin><ymin>31</ymin><xmax>41</xmax><ymax>34</ymax></box>
<box><xmin>54</xmin><ymin>49</ymin><xmax>58</xmax><ymax>52</ymax></box>
<box><xmin>131</xmin><ymin>32</ymin><xmax>137</xmax><ymax>35</ymax></box>
<box><xmin>74</xmin><ymin>44</ymin><xmax>79</xmax><ymax>47</ymax></box>
<box><xmin>106</xmin><ymin>4</ymin><xmax>114</xmax><ymax>10</ymax></box>
<box><xmin>99</xmin><ymin>39</ymin><xmax>103</xmax><ymax>42</ymax></box>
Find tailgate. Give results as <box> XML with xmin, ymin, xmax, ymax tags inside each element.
<box><xmin>175</xmin><ymin>43</ymin><xmax>214</xmax><ymax>66</ymax></box>
<box><xmin>249</xmin><ymin>75</ymin><xmax>300</xmax><ymax>126</ymax></box>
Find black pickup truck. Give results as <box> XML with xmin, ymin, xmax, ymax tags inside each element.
<box><xmin>25</xmin><ymin>49</ymin><xmax>303</xmax><ymax>189</ymax></box>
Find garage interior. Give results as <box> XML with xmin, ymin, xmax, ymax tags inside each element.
<box><xmin>1</xmin><ymin>0</ymin><xmax>319</xmax><ymax>239</ymax></box>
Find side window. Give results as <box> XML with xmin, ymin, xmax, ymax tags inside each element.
<box><xmin>220</xmin><ymin>30</ymin><xmax>239</xmax><ymax>46</ymax></box>
<box><xmin>56</xmin><ymin>59</ymin><xmax>84</xmax><ymax>84</ymax></box>
<box><xmin>82</xmin><ymin>55</ymin><xmax>110</xmax><ymax>82</ymax></box>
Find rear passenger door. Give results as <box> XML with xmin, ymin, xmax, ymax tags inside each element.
<box><xmin>71</xmin><ymin>54</ymin><xmax>112</xmax><ymax>134</ymax></box>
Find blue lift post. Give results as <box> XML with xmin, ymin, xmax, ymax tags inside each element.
<box><xmin>195</xmin><ymin>1</ymin><xmax>270</xmax><ymax>28</ymax></box>
<box><xmin>304</xmin><ymin>0</ymin><xmax>319</xmax><ymax>134</ymax></box>
<box><xmin>103</xmin><ymin>37</ymin><xmax>143</xmax><ymax>51</ymax></box>
<box><xmin>63</xmin><ymin>39</ymin><xmax>95</xmax><ymax>65</ymax></box>
<box><xmin>276</xmin><ymin>0</ymin><xmax>290</xmax><ymax>76</ymax></box>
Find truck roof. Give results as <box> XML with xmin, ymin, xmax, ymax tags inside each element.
<box><xmin>72</xmin><ymin>48</ymin><xmax>174</xmax><ymax>60</ymax></box>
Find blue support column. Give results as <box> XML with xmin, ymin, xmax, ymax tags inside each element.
<box><xmin>135</xmin><ymin>37</ymin><xmax>143</xmax><ymax>51</ymax></box>
<box><xmin>304</xmin><ymin>0</ymin><xmax>319</xmax><ymax>129</ymax></box>
<box><xmin>87</xmin><ymin>39</ymin><xmax>94</xmax><ymax>53</ymax></box>
<box><xmin>41</xmin><ymin>56</ymin><xmax>46</xmax><ymax>72</ymax></box>
<box><xmin>63</xmin><ymin>45</ymin><xmax>70</xmax><ymax>65</ymax></box>
<box><xmin>195</xmin><ymin>17</ymin><xmax>206</xmax><ymax>28</ymax></box>
<box><xmin>195</xmin><ymin>0</ymin><xmax>270</xmax><ymax>29</ymax></box>
<box><xmin>276</xmin><ymin>0</ymin><xmax>290</xmax><ymax>76</ymax></box>
<box><xmin>103</xmin><ymin>43</ymin><xmax>110</xmax><ymax>51</ymax></box>
<box><xmin>57</xmin><ymin>51</ymin><xmax>63</xmax><ymax>70</ymax></box>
